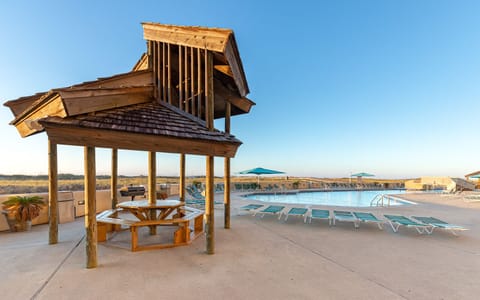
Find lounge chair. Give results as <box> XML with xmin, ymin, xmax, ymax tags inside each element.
<box><xmin>464</xmin><ymin>195</ymin><xmax>480</xmax><ymax>203</ymax></box>
<box><xmin>412</xmin><ymin>216</ymin><xmax>468</xmax><ymax>236</ymax></box>
<box><xmin>283</xmin><ymin>207</ymin><xmax>308</xmax><ymax>222</ymax></box>
<box><xmin>353</xmin><ymin>212</ymin><xmax>383</xmax><ymax>230</ymax></box>
<box><xmin>309</xmin><ymin>209</ymin><xmax>330</xmax><ymax>224</ymax></box>
<box><xmin>254</xmin><ymin>205</ymin><xmax>285</xmax><ymax>219</ymax></box>
<box><xmin>186</xmin><ymin>186</ymin><xmax>204</xmax><ymax>200</ymax></box>
<box><xmin>332</xmin><ymin>210</ymin><xmax>359</xmax><ymax>228</ymax></box>
<box><xmin>384</xmin><ymin>215</ymin><xmax>431</xmax><ymax>234</ymax></box>
<box><xmin>239</xmin><ymin>204</ymin><xmax>264</xmax><ymax>212</ymax></box>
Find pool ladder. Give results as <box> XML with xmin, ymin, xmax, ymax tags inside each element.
<box><xmin>370</xmin><ymin>194</ymin><xmax>393</xmax><ymax>207</ymax></box>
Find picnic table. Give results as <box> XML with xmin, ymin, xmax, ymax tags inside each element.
<box><xmin>97</xmin><ymin>200</ymin><xmax>204</xmax><ymax>251</ymax></box>
<box><xmin>117</xmin><ymin>199</ymin><xmax>184</xmax><ymax>222</ymax></box>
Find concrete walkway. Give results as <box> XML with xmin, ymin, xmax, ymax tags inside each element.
<box><xmin>1</xmin><ymin>193</ymin><xmax>479</xmax><ymax>300</ymax></box>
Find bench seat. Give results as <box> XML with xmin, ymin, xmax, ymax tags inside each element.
<box><xmin>96</xmin><ymin>206</ymin><xmax>204</xmax><ymax>251</ymax></box>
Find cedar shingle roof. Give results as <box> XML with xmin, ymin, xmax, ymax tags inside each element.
<box><xmin>39</xmin><ymin>101</ymin><xmax>241</xmax><ymax>144</ymax></box>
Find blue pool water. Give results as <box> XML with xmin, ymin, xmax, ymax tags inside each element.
<box><xmin>243</xmin><ymin>190</ymin><xmax>413</xmax><ymax>207</ymax></box>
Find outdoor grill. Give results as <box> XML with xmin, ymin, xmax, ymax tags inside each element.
<box><xmin>119</xmin><ymin>186</ymin><xmax>146</xmax><ymax>201</ymax></box>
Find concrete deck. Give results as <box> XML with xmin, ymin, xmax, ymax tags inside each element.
<box><xmin>1</xmin><ymin>192</ymin><xmax>479</xmax><ymax>300</ymax></box>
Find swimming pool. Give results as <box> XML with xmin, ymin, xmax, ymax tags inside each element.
<box><xmin>243</xmin><ymin>190</ymin><xmax>413</xmax><ymax>207</ymax></box>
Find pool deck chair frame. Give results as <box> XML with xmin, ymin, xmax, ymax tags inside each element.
<box><xmin>283</xmin><ymin>207</ymin><xmax>308</xmax><ymax>222</ymax></box>
<box><xmin>309</xmin><ymin>209</ymin><xmax>330</xmax><ymax>225</ymax></box>
<box><xmin>333</xmin><ymin>211</ymin><xmax>359</xmax><ymax>228</ymax></box>
<box><xmin>353</xmin><ymin>212</ymin><xmax>383</xmax><ymax>230</ymax></box>
<box><xmin>412</xmin><ymin>216</ymin><xmax>468</xmax><ymax>236</ymax></box>
<box><xmin>254</xmin><ymin>205</ymin><xmax>285</xmax><ymax>219</ymax></box>
<box><xmin>240</xmin><ymin>204</ymin><xmax>264</xmax><ymax>211</ymax></box>
<box><xmin>384</xmin><ymin>215</ymin><xmax>432</xmax><ymax>234</ymax></box>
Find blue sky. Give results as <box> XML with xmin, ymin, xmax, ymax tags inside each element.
<box><xmin>1</xmin><ymin>0</ymin><xmax>479</xmax><ymax>179</ymax></box>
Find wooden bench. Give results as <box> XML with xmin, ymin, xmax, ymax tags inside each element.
<box><xmin>129</xmin><ymin>206</ymin><xmax>204</xmax><ymax>251</ymax></box>
<box><xmin>96</xmin><ymin>209</ymin><xmax>136</xmax><ymax>242</ymax></box>
<box><xmin>96</xmin><ymin>206</ymin><xmax>204</xmax><ymax>251</ymax></box>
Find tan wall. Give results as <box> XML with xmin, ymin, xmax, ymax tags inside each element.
<box><xmin>1</xmin><ymin>190</ymin><xmax>129</xmax><ymax>232</ymax></box>
<box><xmin>405</xmin><ymin>177</ymin><xmax>453</xmax><ymax>190</ymax></box>
<box><xmin>0</xmin><ymin>185</ymin><xmax>180</xmax><ymax>232</ymax></box>
<box><xmin>420</xmin><ymin>177</ymin><xmax>452</xmax><ymax>187</ymax></box>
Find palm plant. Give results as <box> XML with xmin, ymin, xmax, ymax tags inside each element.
<box><xmin>2</xmin><ymin>195</ymin><xmax>46</xmax><ymax>231</ymax></box>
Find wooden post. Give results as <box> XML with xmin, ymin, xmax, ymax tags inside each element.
<box><xmin>184</xmin><ymin>46</ymin><xmax>189</xmax><ymax>113</ymax></box>
<box><xmin>48</xmin><ymin>139</ymin><xmax>58</xmax><ymax>244</ymax></box>
<box><xmin>205</xmin><ymin>51</ymin><xmax>214</xmax><ymax>130</ymax></box>
<box><xmin>224</xmin><ymin>102</ymin><xmax>231</xmax><ymax>229</ymax></box>
<box><xmin>179</xmin><ymin>45</ymin><xmax>183</xmax><ymax>110</ymax></box>
<box><xmin>148</xmin><ymin>151</ymin><xmax>157</xmax><ymax>235</ymax></box>
<box><xmin>111</xmin><ymin>148</ymin><xmax>118</xmax><ymax>208</ymax></box>
<box><xmin>84</xmin><ymin>146</ymin><xmax>97</xmax><ymax>269</ymax></box>
<box><xmin>191</xmin><ymin>47</ymin><xmax>195</xmax><ymax>115</ymax></box>
<box><xmin>179</xmin><ymin>154</ymin><xmax>186</xmax><ymax>202</ymax></box>
<box><xmin>147</xmin><ymin>41</ymin><xmax>153</xmax><ymax>69</ymax></box>
<box><xmin>162</xmin><ymin>42</ymin><xmax>167</xmax><ymax>102</ymax></box>
<box><xmin>167</xmin><ymin>43</ymin><xmax>172</xmax><ymax>104</ymax></box>
<box><xmin>197</xmin><ymin>48</ymin><xmax>202</xmax><ymax>118</ymax></box>
<box><xmin>205</xmin><ymin>50</ymin><xmax>215</xmax><ymax>254</ymax></box>
<box><xmin>157</xmin><ymin>42</ymin><xmax>164</xmax><ymax>101</ymax></box>
<box><xmin>205</xmin><ymin>155</ymin><xmax>214</xmax><ymax>254</ymax></box>
<box><xmin>152</xmin><ymin>41</ymin><xmax>158</xmax><ymax>100</ymax></box>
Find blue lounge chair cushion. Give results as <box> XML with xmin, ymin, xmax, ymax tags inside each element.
<box><xmin>384</xmin><ymin>215</ymin><xmax>426</xmax><ymax>226</ymax></box>
<box><xmin>412</xmin><ymin>216</ymin><xmax>466</xmax><ymax>230</ymax></box>
<box><xmin>287</xmin><ymin>208</ymin><xmax>308</xmax><ymax>215</ymax></box>
<box><xmin>311</xmin><ymin>209</ymin><xmax>329</xmax><ymax>219</ymax></box>
<box><xmin>240</xmin><ymin>204</ymin><xmax>264</xmax><ymax>211</ymax></box>
<box><xmin>261</xmin><ymin>205</ymin><xmax>284</xmax><ymax>214</ymax></box>
<box><xmin>353</xmin><ymin>212</ymin><xmax>381</xmax><ymax>222</ymax></box>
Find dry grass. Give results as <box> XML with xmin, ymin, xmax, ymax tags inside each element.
<box><xmin>0</xmin><ymin>176</ymin><xmax>405</xmax><ymax>195</ymax></box>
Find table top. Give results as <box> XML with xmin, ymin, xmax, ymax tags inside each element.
<box><xmin>117</xmin><ymin>200</ymin><xmax>184</xmax><ymax>209</ymax></box>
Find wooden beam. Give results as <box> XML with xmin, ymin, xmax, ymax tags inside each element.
<box><xmin>205</xmin><ymin>51</ymin><xmax>214</xmax><ymax>129</ymax></box>
<box><xmin>147</xmin><ymin>40</ymin><xmax>153</xmax><ymax>69</ymax></box>
<box><xmin>225</xmin><ymin>101</ymin><xmax>231</xmax><ymax>133</ymax></box>
<box><xmin>179</xmin><ymin>154</ymin><xmax>185</xmax><ymax>202</ymax></box>
<box><xmin>184</xmin><ymin>46</ymin><xmax>189</xmax><ymax>113</ymax></box>
<box><xmin>143</xmin><ymin>23</ymin><xmax>231</xmax><ymax>53</ymax></box>
<box><xmin>84</xmin><ymin>146</ymin><xmax>97</xmax><ymax>269</ymax></box>
<box><xmin>148</xmin><ymin>151</ymin><xmax>157</xmax><ymax>235</ymax></box>
<box><xmin>205</xmin><ymin>49</ymin><xmax>215</xmax><ymax>254</ymax></box>
<box><xmin>179</xmin><ymin>45</ymin><xmax>183</xmax><ymax>110</ymax></box>
<box><xmin>224</xmin><ymin>35</ymin><xmax>249</xmax><ymax>97</ymax></box>
<box><xmin>132</xmin><ymin>53</ymin><xmax>148</xmax><ymax>71</ymax></box>
<box><xmin>197</xmin><ymin>48</ymin><xmax>202</xmax><ymax>119</ymax></box>
<box><xmin>167</xmin><ymin>43</ymin><xmax>172</xmax><ymax>104</ymax></box>
<box><xmin>152</xmin><ymin>41</ymin><xmax>158</xmax><ymax>100</ymax></box>
<box><xmin>48</xmin><ymin>139</ymin><xmax>58</xmax><ymax>244</ymax></box>
<box><xmin>205</xmin><ymin>155</ymin><xmax>214</xmax><ymax>254</ymax></box>
<box><xmin>78</xmin><ymin>70</ymin><xmax>153</xmax><ymax>89</ymax></box>
<box><xmin>14</xmin><ymin>94</ymin><xmax>66</xmax><ymax>137</ymax></box>
<box><xmin>43</xmin><ymin>125</ymin><xmax>241</xmax><ymax>158</ymax></box>
<box><xmin>214</xmin><ymin>65</ymin><xmax>233</xmax><ymax>77</ymax></box>
<box><xmin>156</xmin><ymin>41</ymin><xmax>162</xmax><ymax>101</ymax></box>
<box><xmin>191</xmin><ymin>47</ymin><xmax>195</xmax><ymax>116</ymax></box>
<box><xmin>224</xmin><ymin>102</ymin><xmax>231</xmax><ymax>229</ymax></box>
<box><xmin>61</xmin><ymin>86</ymin><xmax>153</xmax><ymax>116</ymax></box>
<box><xmin>148</xmin><ymin>152</ymin><xmax>156</xmax><ymax>205</ymax></box>
<box><xmin>162</xmin><ymin>42</ymin><xmax>167</xmax><ymax>102</ymax></box>
<box><xmin>4</xmin><ymin>94</ymin><xmax>43</xmax><ymax>118</ymax></box>
<box><xmin>111</xmin><ymin>148</ymin><xmax>118</xmax><ymax>208</ymax></box>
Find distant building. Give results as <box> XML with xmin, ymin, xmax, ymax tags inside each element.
<box><xmin>404</xmin><ymin>176</ymin><xmax>475</xmax><ymax>192</ymax></box>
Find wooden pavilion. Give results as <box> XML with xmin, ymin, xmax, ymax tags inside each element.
<box><xmin>4</xmin><ymin>22</ymin><xmax>254</xmax><ymax>268</ymax></box>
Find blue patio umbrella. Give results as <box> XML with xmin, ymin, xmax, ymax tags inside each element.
<box><xmin>239</xmin><ymin>167</ymin><xmax>285</xmax><ymax>184</ymax></box>
<box><xmin>351</xmin><ymin>172</ymin><xmax>375</xmax><ymax>183</ymax></box>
